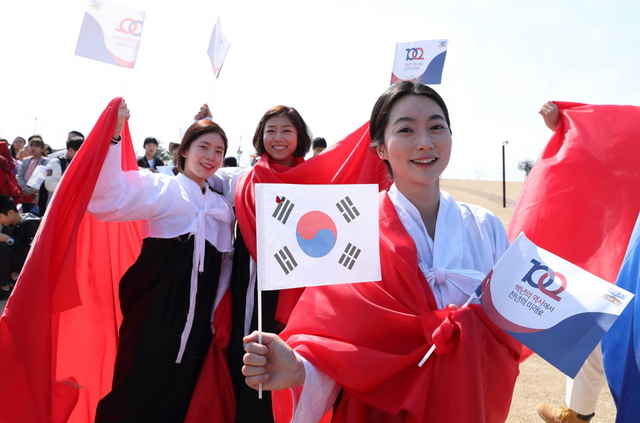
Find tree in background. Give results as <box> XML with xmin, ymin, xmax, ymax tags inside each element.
<box><xmin>156</xmin><ymin>142</ymin><xmax>171</xmax><ymax>164</ymax></box>
<box><xmin>518</xmin><ymin>159</ymin><xmax>534</xmax><ymax>179</ymax></box>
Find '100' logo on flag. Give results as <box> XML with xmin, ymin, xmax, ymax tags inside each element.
<box><xmin>256</xmin><ymin>184</ymin><xmax>381</xmax><ymax>291</ymax></box>
<box><xmin>478</xmin><ymin>233</ymin><xmax>634</xmax><ymax>378</ymax></box>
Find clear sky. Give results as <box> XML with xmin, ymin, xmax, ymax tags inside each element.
<box><xmin>1</xmin><ymin>0</ymin><xmax>639</xmax><ymax>180</ymax></box>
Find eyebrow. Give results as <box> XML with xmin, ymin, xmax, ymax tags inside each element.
<box><xmin>265</xmin><ymin>123</ymin><xmax>294</xmax><ymax>128</ymax></box>
<box><xmin>392</xmin><ymin>114</ymin><xmax>445</xmax><ymax>125</ymax></box>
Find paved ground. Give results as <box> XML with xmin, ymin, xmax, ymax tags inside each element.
<box><xmin>0</xmin><ymin>178</ymin><xmax>617</xmax><ymax>422</ymax></box>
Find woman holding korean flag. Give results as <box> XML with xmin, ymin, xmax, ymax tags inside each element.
<box><xmin>195</xmin><ymin>95</ymin><xmax>389</xmax><ymax>422</ymax></box>
<box><xmin>241</xmin><ymin>81</ymin><xmax>527</xmax><ymax>423</ymax></box>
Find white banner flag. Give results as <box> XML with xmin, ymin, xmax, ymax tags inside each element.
<box><xmin>480</xmin><ymin>232</ymin><xmax>634</xmax><ymax>377</ymax></box>
<box><xmin>75</xmin><ymin>0</ymin><xmax>146</xmax><ymax>69</ymax></box>
<box><xmin>391</xmin><ymin>39</ymin><xmax>448</xmax><ymax>85</ymax></box>
<box><xmin>207</xmin><ymin>17</ymin><xmax>231</xmax><ymax>78</ymax></box>
<box><xmin>256</xmin><ymin>184</ymin><xmax>380</xmax><ymax>291</ymax></box>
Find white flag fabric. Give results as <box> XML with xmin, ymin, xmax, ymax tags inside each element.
<box><xmin>207</xmin><ymin>17</ymin><xmax>231</xmax><ymax>78</ymax></box>
<box><xmin>390</xmin><ymin>39</ymin><xmax>448</xmax><ymax>85</ymax></box>
<box><xmin>75</xmin><ymin>0</ymin><xmax>146</xmax><ymax>68</ymax></box>
<box><xmin>256</xmin><ymin>184</ymin><xmax>380</xmax><ymax>291</ymax></box>
<box><xmin>480</xmin><ymin>232</ymin><xmax>634</xmax><ymax>378</ymax></box>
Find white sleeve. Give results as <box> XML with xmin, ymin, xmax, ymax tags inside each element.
<box><xmin>87</xmin><ymin>142</ymin><xmax>176</xmax><ymax>222</ymax></box>
<box><xmin>207</xmin><ymin>167</ymin><xmax>248</xmax><ymax>207</ymax></box>
<box><xmin>290</xmin><ymin>353</ymin><xmax>341</xmax><ymax>423</ymax></box>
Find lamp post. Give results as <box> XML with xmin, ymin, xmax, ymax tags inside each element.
<box><xmin>502</xmin><ymin>141</ymin><xmax>509</xmax><ymax>208</ymax></box>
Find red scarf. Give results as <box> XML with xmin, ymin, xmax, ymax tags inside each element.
<box><xmin>276</xmin><ymin>193</ymin><xmax>525</xmax><ymax>423</ymax></box>
<box><xmin>234</xmin><ymin>123</ymin><xmax>390</xmax><ymax>323</ymax></box>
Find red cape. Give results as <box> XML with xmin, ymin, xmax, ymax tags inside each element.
<box><xmin>0</xmin><ymin>98</ymin><xmax>234</xmax><ymax>423</ymax></box>
<box><xmin>276</xmin><ymin>192</ymin><xmax>525</xmax><ymax>423</ymax></box>
<box><xmin>234</xmin><ymin>123</ymin><xmax>390</xmax><ymax>323</ymax></box>
<box><xmin>508</xmin><ymin>102</ymin><xmax>640</xmax><ymax>282</ymax></box>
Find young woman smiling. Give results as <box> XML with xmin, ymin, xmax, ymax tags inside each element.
<box><xmin>88</xmin><ymin>101</ymin><xmax>235</xmax><ymax>423</ymax></box>
<box><xmin>241</xmin><ymin>81</ymin><xmax>526</xmax><ymax>423</ymax></box>
<box><xmin>196</xmin><ymin>100</ymin><xmax>390</xmax><ymax>422</ymax></box>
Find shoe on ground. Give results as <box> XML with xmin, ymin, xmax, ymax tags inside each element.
<box><xmin>536</xmin><ymin>404</ymin><xmax>594</xmax><ymax>423</ymax></box>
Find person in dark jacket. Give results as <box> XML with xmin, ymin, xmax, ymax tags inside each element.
<box><xmin>137</xmin><ymin>137</ymin><xmax>165</xmax><ymax>173</ymax></box>
<box><xmin>0</xmin><ymin>195</ymin><xmax>41</xmax><ymax>300</ymax></box>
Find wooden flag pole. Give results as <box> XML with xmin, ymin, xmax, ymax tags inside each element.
<box><xmin>206</xmin><ymin>77</ymin><xmax>219</xmax><ymax>108</ymax></box>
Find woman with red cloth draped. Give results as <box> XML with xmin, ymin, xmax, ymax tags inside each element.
<box><xmin>195</xmin><ymin>102</ymin><xmax>389</xmax><ymax>422</ymax></box>
<box><xmin>242</xmin><ymin>81</ymin><xmax>527</xmax><ymax>423</ymax></box>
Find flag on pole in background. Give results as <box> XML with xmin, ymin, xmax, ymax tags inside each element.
<box><xmin>75</xmin><ymin>0</ymin><xmax>146</xmax><ymax>68</ymax></box>
<box><xmin>390</xmin><ymin>39</ymin><xmax>448</xmax><ymax>85</ymax></box>
<box><xmin>207</xmin><ymin>17</ymin><xmax>231</xmax><ymax>78</ymax></box>
<box><xmin>479</xmin><ymin>233</ymin><xmax>633</xmax><ymax>378</ymax></box>
<box><xmin>256</xmin><ymin>184</ymin><xmax>380</xmax><ymax>291</ymax></box>
<box><xmin>602</xmin><ymin>214</ymin><xmax>640</xmax><ymax>422</ymax></box>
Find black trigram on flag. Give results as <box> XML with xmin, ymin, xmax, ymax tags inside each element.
<box><xmin>336</xmin><ymin>196</ymin><xmax>360</xmax><ymax>223</ymax></box>
<box><xmin>272</xmin><ymin>196</ymin><xmax>295</xmax><ymax>225</ymax></box>
<box><xmin>339</xmin><ymin>243</ymin><xmax>361</xmax><ymax>270</ymax></box>
<box><xmin>274</xmin><ymin>246</ymin><xmax>298</xmax><ymax>275</ymax></box>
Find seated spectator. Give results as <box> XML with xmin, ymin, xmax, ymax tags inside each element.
<box><xmin>39</xmin><ymin>136</ymin><xmax>84</xmax><ymax>215</ymax></box>
<box><xmin>312</xmin><ymin>137</ymin><xmax>327</xmax><ymax>156</ymax></box>
<box><xmin>0</xmin><ymin>195</ymin><xmax>41</xmax><ymax>300</ymax></box>
<box><xmin>137</xmin><ymin>136</ymin><xmax>165</xmax><ymax>173</ymax></box>
<box><xmin>17</xmin><ymin>136</ymin><xmax>49</xmax><ymax>214</ymax></box>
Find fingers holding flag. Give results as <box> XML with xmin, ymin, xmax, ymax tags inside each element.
<box><xmin>194</xmin><ymin>104</ymin><xmax>212</xmax><ymax>121</ymax></box>
<box><xmin>113</xmin><ymin>100</ymin><xmax>130</xmax><ymax>139</ymax></box>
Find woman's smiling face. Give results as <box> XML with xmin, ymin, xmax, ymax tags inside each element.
<box><xmin>263</xmin><ymin>115</ymin><xmax>298</xmax><ymax>167</ymax></box>
<box><xmin>376</xmin><ymin>94</ymin><xmax>452</xmax><ymax>190</ymax></box>
<box><xmin>182</xmin><ymin>132</ymin><xmax>226</xmax><ymax>187</ymax></box>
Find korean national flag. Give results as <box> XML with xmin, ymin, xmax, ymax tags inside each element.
<box><xmin>256</xmin><ymin>184</ymin><xmax>380</xmax><ymax>291</ymax></box>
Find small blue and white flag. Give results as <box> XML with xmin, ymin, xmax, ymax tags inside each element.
<box><xmin>256</xmin><ymin>184</ymin><xmax>380</xmax><ymax>291</ymax></box>
<box><xmin>207</xmin><ymin>16</ymin><xmax>230</xmax><ymax>78</ymax></box>
<box><xmin>479</xmin><ymin>233</ymin><xmax>634</xmax><ymax>378</ymax></box>
<box><xmin>390</xmin><ymin>39</ymin><xmax>448</xmax><ymax>85</ymax></box>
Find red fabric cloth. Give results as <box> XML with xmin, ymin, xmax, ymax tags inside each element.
<box><xmin>0</xmin><ymin>98</ymin><xmax>234</xmax><ymax>422</ymax></box>
<box><xmin>0</xmin><ymin>141</ymin><xmax>20</xmax><ymax>199</ymax></box>
<box><xmin>0</xmin><ymin>98</ymin><xmax>141</xmax><ymax>422</ymax></box>
<box><xmin>185</xmin><ymin>289</ymin><xmax>236</xmax><ymax>423</ymax></box>
<box><xmin>234</xmin><ymin>122</ymin><xmax>390</xmax><ymax>322</ymax></box>
<box><xmin>276</xmin><ymin>192</ymin><xmax>525</xmax><ymax>423</ymax></box>
<box><xmin>508</xmin><ymin>102</ymin><xmax>640</xmax><ymax>282</ymax></box>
